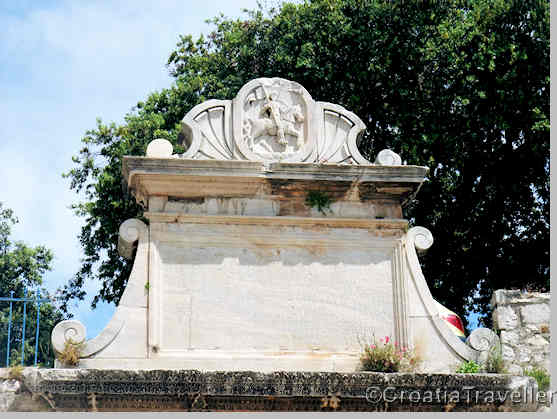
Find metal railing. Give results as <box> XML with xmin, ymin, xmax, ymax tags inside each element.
<box><xmin>0</xmin><ymin>287</ymin><xmax>50</xmax><ymax>367</ymax></box>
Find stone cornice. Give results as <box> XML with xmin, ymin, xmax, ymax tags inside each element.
<box><xmin>123</xmin><ymin>157</ymin><xmax>428</xmax><ymax>184</ymax></box>
<box><xmin>122</xmin><ymin>157</ymin><xmax>428</xmax><ymax>208</ymax></box>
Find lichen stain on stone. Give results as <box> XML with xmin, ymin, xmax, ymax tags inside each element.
<box><xmin>299</xmin><ymin>223</ymin><xmax>328</xmax><ymax>233</ymax></box>
<box><xmin>276</xmin><ymin>198</ymin><xmax>311</xmax><ymax>217</ymax></box>
<box><xmin>344</xmin><ymin>180</ymin><xmax>361</xmax><ymax>201</ymax></box>
<box><xmin>301</xmin><ymin>243</ymin><xmax>328</xmax><ymax>257</ymax></box>
<box><xmin>357</xmin><ymin>183</ymin><xmax>378</xmax><ymax>201</ymax></box>
<box><xmin>376</xmin><ymin>186</ymin><xmax>414</xmax><ymax>194</ymax></box>
<box><xmin>246</xmin><ymin>243</ymin><xmax>281</xmax><ymax>259</ymax></box>
<box><xmin>359</xmin><ymin>183</ymin><xmax>413</xmax><ymax>204</ymax></box>
<box><xmin>168</xmin><ymin>196</ymin><xmax>206</xmax><ymax>205</ymax></box>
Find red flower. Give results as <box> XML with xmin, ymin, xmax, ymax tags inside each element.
<box><xmin>385</xmin><ymin>336</ymin><xmax>390</xmax><ymax>344</ymax></box>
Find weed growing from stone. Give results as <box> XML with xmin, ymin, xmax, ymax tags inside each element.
<box><xmin>360</xmin><ymin>335</ymin><xmax>420</xmax><ymax>373</ymax></box>
<box><xmin>8</xmin><ymin>365</ymin><xmax>24</xmax><ymax>381</ymax></box>
<box><xmin>456</xmin><ymin>360</ymin><xmax>481</xmax><ymax>373</ymax></box>
<box><xmin>524</xmin><ymin>366</ymin><xmax>550</xmax><ymax>392</ymax></box>
<box><xmin>57</xmin><ymin>339</ymin><xmax>84</xmax><ymax>367</ymax></box>
<box><xmin>483</xmin><ymin>342</ymin><xmax>507</xmax><ymax>374</ymax></box>
<box><xmin>305</xmin><ymin>191</ymin><xmax>332</xmax><ymax>215</ymax></box>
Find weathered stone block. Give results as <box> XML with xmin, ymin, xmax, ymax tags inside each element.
<box><xmin>517</xmin><ymin>347</ymin><xmax>531</xmax><ymax>363</ymax></box>
<box><xmin>494</xmin><ymin>306</ymin><xmax>518</xmax><ymax>330</ymax></box>
<box><xmin>0</xmin><ymin>380</ymin><xmax>19</xmax><ymax>393</ymax></box>
<box><xmin>0</xmin><ymin>393</ymin><xmax>16</xmax><ymax>412</ymax></box>
<box><xmin>492</xmin><ymin>290</ymin><xmax>550</xmax><ymax>306</ymax></box>
<box><xmin>532</xmin><ymin>352</ymin><xmax>548</xmax><ymax>366</ymax></box>
<box><xmin>525</xmin><ymin>335</ymin><xmax>548</xmax><ymax>347</ymax></box>
<box><xmin>491</xmin><ymin>289</ymin><xmax>520</xmax><ymax>307</ymax></box>
<box><xmin>524</xmin><ymin>324</ymin><xmax>540</xmax><ymax>333</ymax></box>
<box><xmin>520</xmin><ymin>304</ymin><xmax>550</xmax><ymax>325</ymax></box>
<box><xmin>506</xmin><ymin>365</ymin><xmax>523</xmax><ymax>376</ymax></box>
<box><xmin>501</xmin><ymin>345</ymin><xmax>515</xmax><ymax>361</ymax></box>
<box><xmin>0</xmin><ymin>379</ymin><xmax>21</xmax><ymax>412</ymax></box>
<box><xmin>500</xmin><ymin>331</ymin><xmax>519</xmax><ymax>346</ymax></box>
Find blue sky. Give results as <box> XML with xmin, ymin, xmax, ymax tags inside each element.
<box><xmin>0</xmin><ymin>0</ymin><xmax>480</xmax><ymax>340</ymax></box>
<box><xmin>0</xmin><ymin>0</ymin><xmax>261</xmax><ymax>338</ymax></box>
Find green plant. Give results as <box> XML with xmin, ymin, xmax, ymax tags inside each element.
<box><xmin>360</xmin><ymin>335</ymin><xmax>420</xmax><ymax>373</ymax></box>
<box><xmin>8</xmin><ymin>365</ymin><xmax>24</xmax><ymax>381</ymax></box>
<box><xmin>524</xmin><ymin>366</ymin><xmax>550</xmax><ymax>392</ymax></box>
<box><xmin>144</xmin><ymin>281</ymin><xmax>150</xmax><ymax>291</ymax></box>
<box><xmin>305</xmin><ymin>191</ymin><xmax>332</xmax><ymax>215</ymax></box>
<box><xmin>483</xmin><ymin>343</ymin><xmax>507</xmax><ymax>374</ymax></box>
<box><xmin>57</xmin><ymin>339</ymin><xmax>84</xmax><ymax>367</ymax></box>
<box><xmin>456</xmin><ymin>360</ymin><xmax>481</xmax><ymax>373</ymax></box>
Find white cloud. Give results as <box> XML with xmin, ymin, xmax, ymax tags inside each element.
<box><xmin>0</xmin><ymin>0</ymin><xmax>260</xmax><ymax>332</ymax></box>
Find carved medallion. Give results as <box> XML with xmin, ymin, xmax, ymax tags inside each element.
<box><xmin>236</xmin><ymin>78</ymin><xmax>310</xmax><ymax>161</ymax></box>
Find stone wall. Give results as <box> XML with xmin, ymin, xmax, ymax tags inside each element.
<box><xmin>0</xmin><ymin>367</ymin><xmax>541</xmax><ymax>412</ymax></box>
<box><xmin>0</xmin><ymin>369</ymin><xmax>52</xmax><ymax>412</ymax></box>
<box><xmin>491</xmin><ymin>289</ymin><xmax>551</xmax><ymax>375</ymax></box>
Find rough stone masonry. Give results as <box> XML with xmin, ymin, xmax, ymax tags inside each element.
<box><xmin>492</xmin><ymin>289</ymin><xmax>551</xmax><ymax>375</ymax></box>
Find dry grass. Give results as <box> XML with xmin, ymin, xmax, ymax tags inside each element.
<box><xmin>57</xmin><ymin>340</ymin><xmax>84</xmax><ymax>366</ymax></box>
<box><xmin>8</xmin><ymin>365</ymin><xmax>24</xmax><ymax>381</ymax></box>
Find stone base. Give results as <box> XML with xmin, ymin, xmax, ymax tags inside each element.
<box><xmin>1</xmin><ymin>368</ymin><xmax>541</xmax><ymax>412</ymax></box>
<box><xmin>69</xmin><ymin>352</ymin><xmax>360</xmax><ymax>372</ymax></box>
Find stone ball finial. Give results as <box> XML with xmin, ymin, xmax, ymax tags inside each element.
<box><xmin>146</xmin><ymin>138</ymin><xmax>173</xmax><ymax>158</ymax></box>
<box><xmin>51</xmin><ymin>320</ymin><xmax>86</xmax><ymax>355</ymax></box>
<box><xmin>375</xmin><ymin>149</ymin><xmax>402</xmax><ymax>166</ymax></box>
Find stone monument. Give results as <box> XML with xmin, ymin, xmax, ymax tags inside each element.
<box><xmin>52</xmin><ymin>77</ymin><xmax>495</xmax><ymax>372</ymax></box>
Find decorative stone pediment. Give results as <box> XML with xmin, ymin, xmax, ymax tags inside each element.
<box><xmin>179</xmin><ymin>77</ymin><xmax>375</xmax><ymax>164</ymax></box>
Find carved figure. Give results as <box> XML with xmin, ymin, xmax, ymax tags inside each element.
<box><xmin>244</xmin><ymin>85</ymin><xmax>305</xmax><ymax>151</ymax></box>
<box><xmin>261</xmin><ymin>87</ymin><xmax>287</xmax><ymax>146</ymax></box>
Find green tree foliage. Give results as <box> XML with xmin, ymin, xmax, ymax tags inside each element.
<box><xmin>62</xmin><ymin>0</ymin><xmax>549</xmax><ymax>328</ymax></box>
<box><xmin>0</xmin><ymin>202</ymin><xmax>64</xmax><ymax>366</ymax></box>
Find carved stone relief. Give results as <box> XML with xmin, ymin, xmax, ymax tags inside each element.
<box><xmin>178</xmin><ymin>77</ymin><xmax>400</xmax><ymax>165</ymax></box>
